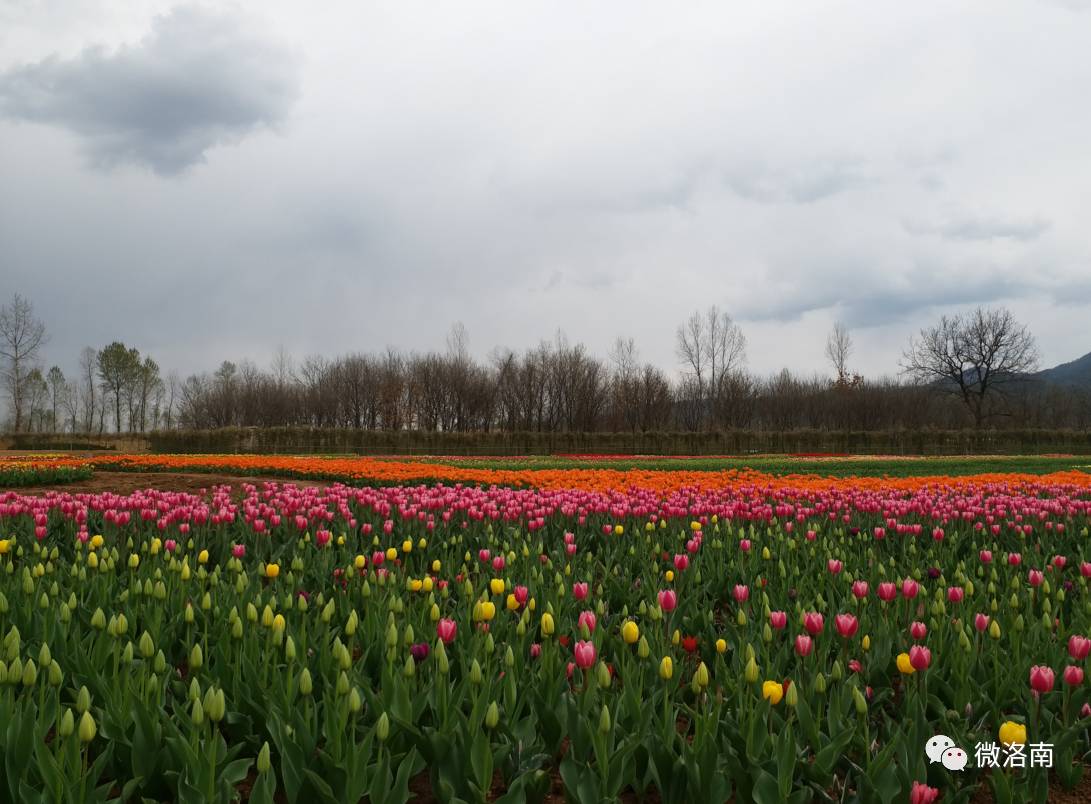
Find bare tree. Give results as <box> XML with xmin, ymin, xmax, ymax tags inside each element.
<box><xmin>79</xmin><ymin>347</ymin><xmax>97</xmax><ymax>431</ymax></box>
<box><xmin>0</xmin><ymin>294</ymin><xmax>48</xmax><ymax>431</ymax></box>
<box><xmin>46</xmin><ymin>366</ymin><xmax>65</xmax><ymax>431</ymax></box>
<box><xmin>903</xmin><ymin>306</ymin><xmax>1040</xmax><ymax>427</ymax></box>
<box><xmin>676</xmin><ymin>306</ymin><xmax>746</xmax><ymax>429</ymax></box>
<box><xmin>825</xmin><ymin>322</ymin><xmax>853</xmax><ymax>384</ymax></box>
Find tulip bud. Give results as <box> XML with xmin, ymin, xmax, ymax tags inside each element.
<box><xmin>814</xmin><ymin>672</ymin><xmax>827</xmax><ymax>694</ymax></box>
<box><xmin>78</xmin><ymin>711</ymin><xmax>96</xmax><ymax>743</ymax></box>
<box><xmin>660</xmin><ymin>656</ymin><xmax>673</xmax><ymax>680</ymax></box>
<box><xmin>637</xmin><ymin>635</ymin><xmax>650</xmax><ymax>659</ymax></box>
<box><xmin>376</xmin><ymin>712</ymin><xmax>390</xmax><ymax>742</ymax></box>
<box><xmin>989</xmin><ymin>620</ymin><xmax>1002</xmax><ymax>640</ymax></box>
<box><xmin>77</xmin><ymin>685</ymin><xmax>91</xmax><ymax>713</ymax></box>
<box><xmin>190</xmin><ymin>698</ymin><xmax>205</xmax><ymax>726</ymax></box>
<box><xmin>48</xmin><ymin>660</ymin><xmax>62</xmax><ymax>687</ymax></box>
<box><xmin>596</xmin><ymin>661</ymin><xmax>612</xmax><ymax>689</ymax></box>
<box><xmin>485</xmin><ymin>701</ymin><xmax>500</xmax><ymax>729</ymax></box>
<box><xmin>21</xmin><ymin>658</ymin><xmax>37</xmax><ymax>687</ymax></box>
<box><xmin>349</xmin><ymin>688</ymin><xmax>363</xmax><ymax>713</ymax></box>
<box><xmin>599</xmin><ymin>704</ymin><xmax>612</xmax><ymax>734</ymax></box>
<box><xmin>852</xmin><ymin>686</ymin><xmax>867</xmax><ymax>715</ymax></box>
<box><xmin>189</xmin><ymin>644</ymin><xmax>203</xmax><ymax>671</ymax></box>
<box><xmin>298</xmin><ymin>668</ymin><xmax>313</xmax><ymax>696</ymax></box>
<box><xmin>470</xmin><ymin>659</ymin><xmax>483</xmax><ymax>685</ymax></box>
<box><xmin>745</xmin><ymin>656</ymin><xmax>759</xmax><ymax>684</ymax></box>
<box><xmin>436</xmin><ymin>641</ymin><xmax>450</xmax><ymax>674</ymax></box>
<box><xmin>257</xmin><ymin>742</ymin><xmax>271</xmax><ymax>774</ymax></box>
<box><xmin>58</xmin><ymin>708</ymin><xmax>74</xmax><ymax>738</ymax></box>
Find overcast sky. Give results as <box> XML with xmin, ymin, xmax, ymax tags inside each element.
<box><xmin>2</xmin><ymin>0</ymin><xmax>1090</xmax><ymax>381</ymax></box>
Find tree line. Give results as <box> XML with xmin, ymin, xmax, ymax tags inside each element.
<box><xmin>2</xmin><ymin>293</ymin><xmax>1088</xmax><ymax>435</ymax></box>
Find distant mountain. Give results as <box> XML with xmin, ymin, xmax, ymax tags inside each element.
<box><xmin>1034</xmin><ymin>352</ymin><xmax>1091</xmax><ymax>389</ymax></box>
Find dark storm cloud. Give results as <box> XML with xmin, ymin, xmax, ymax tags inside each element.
<box><xmin>904</xmin><ymin>215</ymin><xmax>1051</xmax><ymax>242</ymax></box>
<box><xmin>0</xmin><ymin>5</ymin><xmax>299</xmax><ymax>174</ymax></box>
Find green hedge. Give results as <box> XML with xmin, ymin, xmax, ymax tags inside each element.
<box><xmin>8</xmin><ymin>427</ymin><xmax>1091</xmax><ymax>455</ymax></box>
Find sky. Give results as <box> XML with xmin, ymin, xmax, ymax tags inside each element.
<box><xmin>2</xmin><ymin>0</ymin><xmax>1091</xmax><ymax>382</ymax></box>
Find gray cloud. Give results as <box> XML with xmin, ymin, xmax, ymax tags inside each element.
<box><xmin>0</xmin><ymin>5</ymin><xmax>299</xmax><ymax>174</ymax></box>
<box><xmin>904</xmin><ymin>215</ymin><xmax>1051</xmax><ymax>242</ymax></box>
<box><xmin>723</xmin><ymin>158</ymin><xmax>869</xmax><ymax>204</ymax></box>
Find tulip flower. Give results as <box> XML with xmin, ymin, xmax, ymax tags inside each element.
<box><xmin>1063</xmin><ymin>665</ymin><xmax>1084</xmax><ymax>686</ymax></box>
<box><xmin>979</xmin><ymin>550</ymin><xmax>993</xmax><ymax>564</ymax></box>
<box><xmin>621</xmin><ymin>620</ymin><xmax>639</xmax><ymax>645</ymax></box>
<box><xmin>908</xmin><ymin>645</ymin><xmax>931</xmax><ymax>671</ymax></box>
<box><xmin>877</xmin><ymin>582</ymin><xmax>897</xmax><ymax>602</ymax></box>
<box><xmin>999</xmin><ymin>721</ymin><xmax>1027</xmax><ymax>745</ymax></box>
<box><xmin>657</xmin><ymin>589</ymin><xmax>677</xmax><ymax>612</ymax></box>
<box><xmin>803</xmin><ymin>612</ymin><xmax>824</xmax><ymax>636</ymax></box>
<box><xmin>733</xmin><ymin>584</ymin><xmax>749</xmax><ymax>603</ymax></box>
<box><xmin>901</xmin><ymin>579</ymin><xmax>919</xmax><ymax>599</ymax></box>
<box><xmin>851</xmin><ymin>581</ymin><xmax>869</xmax><ymax>599</ymax></box>
<box><xmin>578</xmin><ymin>610</ymin><xmax>597</xmax><ymax>635</ymax></box>
<box><xmin>827</xmin><ymin>559</ymin><xmax>843</xmax><ymax>574</ymax></box>
<box><xmin>1028</xmin><ymin>570</ymin><xmax>1044</xmax><ymax>587</ymax></box>
<box><xmin>896</xmin><ymin>653</ymin><xmax>916</xmax><ymax>674</ymax></box>
<box><xmin>909</xmin><ymin>781</ymin><xmax>940</xmax><ymax>804</ymax></box>
<box><xmin>1029</xmin><ymin>665</ymin><xmax>1055</xmax><ymax>693</ymax></box>
<box><xmin>574</xmin><ymin>641</ymin><xmax>596</xmax><ymax>670</ymax></box>
<box><xmin>794</xmin><ymin>635</ymin><xmax>814</xmax><ymax>657</ymax></box>
<box><xmin>659</xmin><ymin>656</ymin><xmax>673</xmax><ymax>680</ymax></box>
<box><xmin>834</xmin><ymin>614</ymin><xmax>859</xmax><ymax>639</ymax></box>
<box><xmin>436</xmin><ymin>618</ymin><xmax>457</xmax><ymax>644</ymax></box>
<box><xmin>762</xmin><ymin>680</ymin><xmax>783</xmax><ymax>704</ymax></box>
<box><xmin>1068</xmin><ymin>635</ymin><xmax>1091</xmax><ymax>661</ymax></box>
<box><xmin>974</xmin><ymin>613</ymin><xmax>990</xmax><ymax>632</ymax></box>
<box><xmin>946</xmin><ymin>586</ymin><xmax>964</xmax><ymax>603</ymax></box>
<box><xmin>572</xmin><ymin>582</ymin><xmax>589</xmax><ymax>600</ymax></box>
<box><xmin>910</xmin><ymin>621</ymin><xmax>927</xmax><ymax>641</ymax></box>
<box><xmin>769</xmin><ymin>611</ymin><xmax>787</xmax><ymax>630</ymax></box>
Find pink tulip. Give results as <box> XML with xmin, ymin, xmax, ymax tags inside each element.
<box><xmin>436</xmin><ymin>618</ymin><xmax>457</xmax><ymax>644</ymax></box>
<box><xmin>1029</xmin><ymin>665</ymin><xmax>1055</xmax><ymax>693</ymax></box>
<box><xmin>931</xmin><ymin>527</ymin><xmax>944</xmax><ymax>542</ymax></box>
<box><xmin>658</xmin><ymin>589</ymin><xmax>677</xmax><ymax>612</ymax></box>
<box><xmin>514</xmin><ymin>585</ymin><xmax>529</xmax><ymax>605</ymax></box>
<box><xmin>1028</xmin><ymin>570</ymin><xmax>1044</xmax><ymax>587</ymax></box>
<box><xmin>573</xmin><ymin>582</ymin><xmax>589</xmax><ymax>600</ymax></box>
<box><xmin>803</xmin><ymin>612</ymin><xmax>824</xmax><ymax>636</ymax></box>
<box><xmin>852</xmin><ymin>581</ymin><xmax>869</xmax><ymax>599</ymax></box>
<box><xmin>877</xmin><ymin>582</ymin><xmax>897</xmax><ymax>602</ymax></box>
<box><xmin>1064</xmin><ymin>666</ymin><xmax>1085</xmax><ymax>687</ymax></box>
<box><xmin>974</xmin><ymin>613</ymin><xmax>990</xmax><ymax>632</ymax></box>
<box><xmin>1082</xmin><ymin>703</ymin><xmax>1091</xmax><ymax>719</ymax></box>
<box><xmin>1068</xmin><ymin>635</ymin><xmax>1091</xmax><ymax>661</ymax></box>
<box><xmin>733</xmin><ymin>584</ymin><xmax>749</xmax><ymax>603</ymax></box>
<box><xmin>739</xmin><ymin>539</ymin><xmax>751</xmax><ymax>553</ymax></box>
<box><xmin>901</xmin><ymin>579</ymin><xmax>920</xmax><ymax>599</ymax></box>
<box><xmin>794</xmin><ymin>634</ymin><xmax>814</xmax><ymax>657</ymax></box>
<box><xmin>827</xmin><ymin>559</ymin><xmax>843</xmax><ymax>574</ymax></box>
<box><xmin>578</xmin><ymin>610</ymin><xmax>597</xmax><ymax>634</ymax></box>
<box><xmin>492</xmin><ymin>555</ymin><xmax>505</xmax><ymax>571</ymax></box>
<box><xmin>1009</xmin><ymin>553</ymin><xmax>1022</xmax><ymax>567</ymax></box>
<box><xmin>910</xmin><ymin>621</ymin><xmax>927</xmax><ymax>641</ymax></box>
<box><xmin>574</xmin><ymin>640</ymin><xmax>597</xmax><ymax>669</ymax></box>
<box><xmin>673</xmin><ymin>554</ymin><xmax>689</xmax><ymax>571</ymax></box>
<box><xmin>947</xmin><ymin>586</ymin><xmax>964</xmax><ymax>603</ymax></box>
<box><xmin>805</xmin><ymin>530</ymin><xmax>816</xmax><ymax>541</ymax></box>
<box><xmin>769</xmin><ymin>611</ymin><xmax>787</xmax><ymax>630</ymax></box>
<box><xmin>1081</xmin><ymin>562</ymin><xmax>1091</xmax><ymax>579</ymax></box>
<box><xmin>909</xmin><ymin>645</ymin><xmax>931</xmax><ymax>671</ymax></box>
<box><xmin>909</xmin><ymin>781</ymin><xmax>940</xmax><ymax>804</ymax></box>
<box><xmin>979</xmin><ymin>550</ymin><xmax>993</xmax><ymax>564</ymax></box>
<box><xmin>530</xmin><ymin>643</ymin><xmax>541</xmax><ymax>658</ymax></box>
<box><xmin>835</xmin><ymin>614</ymin><xmax>859</xmax><ymax>639</ymax></box>
<box><xmin>231</xmin><ymin>543</ymin><xmax>245</xmax><ymax>559</ymax></box>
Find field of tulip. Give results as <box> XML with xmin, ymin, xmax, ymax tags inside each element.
<box><xmin>2</xmin><ymin>464</ymin><xmax>1091</xmax><ymax>802</ymax></box>
<box><xmin>0</xmin><ymin>456</ymin><xmax>93</xmax><ymax>488</ymax></box>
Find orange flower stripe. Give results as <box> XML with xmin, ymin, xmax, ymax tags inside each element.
<box><xmin>67</xmin><ymin>452</ymin><xmax>1091</xmax><ymax>495</ymax></box>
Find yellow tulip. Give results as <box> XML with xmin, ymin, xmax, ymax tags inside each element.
<box><xmin>91</xmin><ymin>535</ymin><xmax>104</xmax><ymax>549</ymax></box>
<box><xmin>896</xmin><ymin>652</ymin><xmax>915</xmax><ymax>674</ymax></box>
<box><xmin>354</xmin><ymin>554</ymin><xmax>366</xmax><ymax>569</ymax></box>
<box><xmin>489</xmin><ymin>578</ymin><xmax>505</xmax><ymax>596</ymax></box>
<box><xmin>402</xmin><ymin>540</ymin><xmax>413</xmax><ymax>553</ymax></box>
<box><xmin>716</xmin><ymin>638</ymin><xmax>727</xmax><ymax>654</ymax></box>
<box><xmin>659</xmin><ymin>656</ymin><xmax>673</xmax><ymax>680</ymax></box>
<box><xmin>265</xmin><ymin>563</ymin><xmax>280</xmax><ymax>579</ymax></box>
<box><xmin>621</xmin><ymin>621</ymin><xmax>639</xmax><ymax>645</ymax></box>
<box><xmin>541</xmin><ymin>612</ymin><xmax>555</xmax><ymax>635</ymax></box>
<box><xmin>613</xmin><ymin>525</ymin><xmax>624</xmax><ymax>535</ymax></box>
<box><xmin>385</xmin><ymin>547</ymin><xmax>397</xmax><ymax>561</ymax></box>
<box><xmin>999</xmin><ymin>721</ymin><xmax>1027</xmax><ymax>746</ymax></box>
<box><xmin>431</xmin><ymin>560</ymin><xmax>441</xmax><ymax>572</ymax></box>
<box><xmin>0</xmin><ymin>539</ymin><xmax>11</xmax><ymax>555</ymax></box>
<box><xmin>198</xmin><ymin>550</ymin><xmax>209</xmax><ymax>564</ymax></box>
<box><xmin>762</xmin><ymin>680</ymin><xmax>783</xmax><ymax>705</ymax></box>
<box><xmin>665</xmin><ymin>570</ymin><xmax>675</xmax><ymax>583</ymax></box>
<box><xmin>480</xmin><ymin>601</ymin><xmax>496</xmax><ymax>621</ymax></box>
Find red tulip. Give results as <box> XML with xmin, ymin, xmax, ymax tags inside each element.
<box><xmin>1064</xmin><ymin>666</ymin><xmax>1084</xmax><ymax>686</ymax></box>
<box><xmin>436</xmin><ymin>618</ymin><xmax>457</xmax><ymax>644</ymax></box>
<box><xmin>909</xmin><ymin>781</ymin><xmax>940</xmax><ymax>804</ymax></box>
<box><xmin>572</xmin><ymin>582</ymin><xmax>589</xmax><ymax>600</ymax></box>
<box><xmin>979</xmin><ymin>550</ymin><xmax>993</xmax><ymax>564</ymax></box>
<box><xmin>803</xmin><ymin>612</ymin><xmax>824</xmax><ymax>636</ymax></box>
<box><xmin>1009</xmin><ymin>553</ymin><xmax>1022</xmax><ymax>567</ymax></box>
<box><xmin>835</xmin><ymin>614</ymin><xmax>859</xmax><ymax>639</ymax></box>
<box><xmin>910</xmin><ymin>621</ymin><xmax>927</xmax><ymax>641</ymax></box>
<box><xmin>852</xmin><ymin>581</ymin><xmax>869</xmax><ymax>599</ymax></box>
<box><xmin>901</xmin><ymin>579</ymin><xmax>919</xmax><ymax>599</ymax></box>
<box><xmin>794</xmin><ymin>634</ymin><xmax>814</xmax><ymax>657</ymax></box>
<box><xmin>1028</xmin><ymin>570</ymin><xmax>1044</xmax><ymax>587</ymax></box>
<box><xmin>877</xmin><ymin>582</ymin><xmax>897</xmax><ymax>602</ymax></box>
<box><xmin>947</xmin><ymin>586</ymin><xmax>964</xmax><ymax>603</ymax></box>
<box><xmin>1029</xmin><ymin>665</ymin><xmax>1055</xmax><ymax>693</ymax></box>
<box><xmin>769</xmin><ymin>611</ymin><xmax>787</xmax><ymax>630</ymax></box>
<box><xmin>974</xmin><ymin>613</ymin><xmax>990</xmax><ymax>632</ymax></box>
<box><xmin>1068</xmin><ymin>635</ymin><xmax>1091</xmax><ymax>661</ymax></box>
<box><xmin>658</xmin><ymin>589</ymin><xmax>677</xmax><ymax>612</ymax></box>
<box><xmin>733</xmin><ymin>584</ymin><xmax>749</xmax><ymax>603</ymax></box>
<box><xmin>908</xmin><ymin>645</ymin><xmax>931</xmax><ymax>671</ymax></box>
